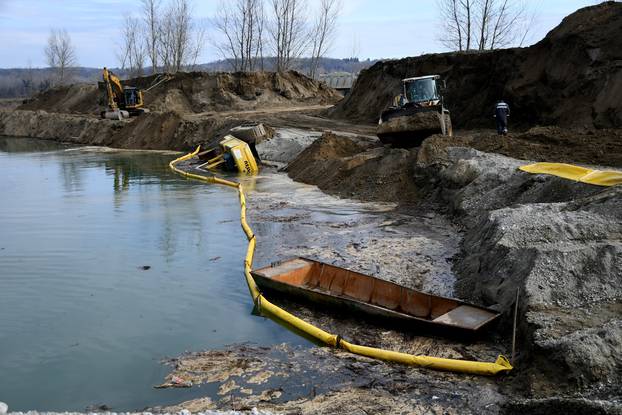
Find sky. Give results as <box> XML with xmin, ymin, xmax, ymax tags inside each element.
<box><xmin>0</xmin><ymin>0</ymin><xmax>607</xmax><ymax>69</ymax></box>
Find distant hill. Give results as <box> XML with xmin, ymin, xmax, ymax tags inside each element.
<box><xmin>0</xmin><ymin>57</ymin><xmax>377</xmax><ymax>99</ymax></box>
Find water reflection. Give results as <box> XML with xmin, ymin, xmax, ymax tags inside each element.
<box><xmin>0</xmin><ymin>138</ymin><xmax>302</xmax><ymax>412</ymax></box>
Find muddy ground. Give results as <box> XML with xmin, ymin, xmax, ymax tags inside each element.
<box><xmin>0</xmin><ymin>98</ymin><xmax>21</xmax><ymax>111</ymax></box>
<box><xmin>157</xmin><ymin>344</ymin><xmax>508</xmax><ymax>415</ymax></box>
<box><xmin>19</xmin><ymin>71</ymin><xmax>341</xmax><ymax>116</ymax></box>
<box><xmin>0</xmin><ymin>106</ymin><xmax>375</xmax><ymax>152</ymax></box>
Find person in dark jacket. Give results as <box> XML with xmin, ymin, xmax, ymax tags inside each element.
<box><xmin>494</xmin><ymin>100</ymin><xmax>510</xmax><ymax>135</ymax></box>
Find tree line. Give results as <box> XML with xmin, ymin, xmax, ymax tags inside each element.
<box><xmin>117</xmin><ymin>0</ymin><xmax>342</xmax><ymax>79</ymax></box>
<box><xmin>212</xmin><ymin>0</ymin><xmax>341</xmax><ymax>78</ymax></box>
<box><xmin>6</xmin><ymin>0</ymin><xmax>538</xmax><ymax>98</ymax></box>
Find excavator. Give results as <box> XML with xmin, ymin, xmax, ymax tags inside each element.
<box><xmin>377</xmin><ymin>75</ymin><xmax>452</xmax><ymax>147</ymax></box>
<box><xmin>196</xmin><ymin>135</ymin><xmax>259</xmax><ymax>175</ymax></box>
<box><xmin>101</xmin><ymin>67</ymin><xmax>149</xmax><ymax>120</ymax></box>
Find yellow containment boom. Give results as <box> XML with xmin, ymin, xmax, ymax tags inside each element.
<box><xmin>519</xmin><ymin>162</ymin><xmax>622</xmax><ymax>187</ymax></box>
<box><xmin>169</xmin><ymin>147</ymin><xmax>513</xmax><ymax>376</ymax></box>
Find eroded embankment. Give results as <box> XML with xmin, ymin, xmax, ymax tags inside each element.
<box><xmin>286</xmin><ymin>132</ymin><xmax>419</xmax><ymax>204</ymax></box>
<box><xmin>0</xmin><ymin>110</ymin><xmax>261</xmax><ymax>150</ymax></box>
<box><xmin>285</xmin><ymin>131</ymin><xmax>622</xmax><ymax>412</ymax></box>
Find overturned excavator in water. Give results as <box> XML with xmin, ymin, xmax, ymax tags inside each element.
<box><xmin>377</xmin><ymin>75</ymin><xmax>452</xmax><ymax>148</ymax></box>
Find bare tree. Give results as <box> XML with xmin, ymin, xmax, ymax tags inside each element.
<box><xmin>437</xmin><ymin>0</ymin><xmax>534</xmax><ymax>51</ymax></box>
<box><xmin>118</xmin><ymin>16</ymin><xmax>147</xmax><ymax>78</ymax></box>
<box><xmin>484</xmin><ymin>0</ymin><xmax>530</xmax><ymax>50</ymax></box>
<box><xmin>438</xmin><ymin>0</ymin><xmax>474</xmax><ymax>51</ymax></box>
<box><xmin>141</xmin><ymin>0</ymin><xmax>161</xmax><ymax>73</ymax></box>
<box><xmin>477</xmin><ymin>0</ymin><xmax>492</xmax><ymax>50</ymax></box>
<box><xmin>308</xmin><ymin>0</ymin><xmax>341</xmax><ymax>79</ymax></box>
<box><xmin>158</xmin><ymin>0</ymin><xmax>204</xmax><ymax>72</ymax></box>
<box><xmin>44</xmin><ymin>28</ymin><xmax>77</xmax><ymax>85</ymax></box>
<box><xmin>269</xmin><ymin>0</ymin><xmax>309</xmax><ymax>72</ymax></box>
<box><xmin>214</xmin><ymin>0</ymin><xmax>265</xmax><ymax>72</ymax></box>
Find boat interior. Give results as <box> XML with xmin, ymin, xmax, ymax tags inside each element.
<box><xmin>253</xmin><ymin>258</ymin><xmax>498</xmax><ymax>331</ymax></box>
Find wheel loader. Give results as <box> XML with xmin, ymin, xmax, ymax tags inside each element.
<box><xmin>377</xmin><ymin>75</ymin><xmax>452</xmax><ymax>147</ymax></box>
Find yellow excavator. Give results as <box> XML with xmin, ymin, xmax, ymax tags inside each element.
<box><xmin>101</xmin><ymin>67</ymin><xmax>149</xmax><ymax>120</ymax></box>
<box><xmin>197</xmin><ymin>135</ymin><xmax>259</xmax><ymax>175</ymax></box>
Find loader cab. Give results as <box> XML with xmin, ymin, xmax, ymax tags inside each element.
<box><xmin>403</xmin><ymin>75</ymin><xmax>441</xmax><ymax>105</ymax></box>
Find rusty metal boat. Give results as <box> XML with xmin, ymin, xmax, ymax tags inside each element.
<box><xmin>251</xmin><ymin>257</ymin><xmax>500</xmax><ymax>334</ymax></box>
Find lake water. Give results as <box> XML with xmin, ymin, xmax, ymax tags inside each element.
<box><xmin>0</xmin><ymin>138</ymin><xmax>304</xmax><ymax>411</ymax></box>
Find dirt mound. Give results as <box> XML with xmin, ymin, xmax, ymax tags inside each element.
<box><xmin>284</xmin><ymin>124</ymin><xmax>622</xmax><ymax>206</ymax></box>
<box><xmin>19</xmin><ymin>83</ymin><xmax>100</xmax><ymax>114</ymax></box>
<box><xmin>421</xmin><ymin>127</ymin><xmax>622</xmax><ymax>168</ymax></box>
<box><xmin>286</xmin><ymin>132</ymin><xmax>419</xmax><ymax>204</ymax></box>
<box><xmin>19</xmin><ymin>70</ymin><xmax>341</xmax><ymax>116</ymax></box>
<box><xmin>329</xmin><ymin>2</ymin><xmax>622</xmax><ymax>129</ymax></box>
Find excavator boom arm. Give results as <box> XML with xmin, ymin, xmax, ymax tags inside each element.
<box><xmin>103</xmin><ymin>67</ymin><xmax>124</xmax><ymax>111</ymax></box>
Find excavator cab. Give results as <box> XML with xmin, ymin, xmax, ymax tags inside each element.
<box><xmin>123</xmin><ymin>87</ymin><xmax>142</xmax><ymax>108</ymax></box>
<box><xmin>377</xmin><ymin>74</ymin><xmax>452</xmax><ymax>147</ymax></box>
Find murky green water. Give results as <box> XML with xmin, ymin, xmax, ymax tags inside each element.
<box><xmin>0</xmin><ymin>138</ymin><xmax>303</xmax><ymax>411</ymax></box>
